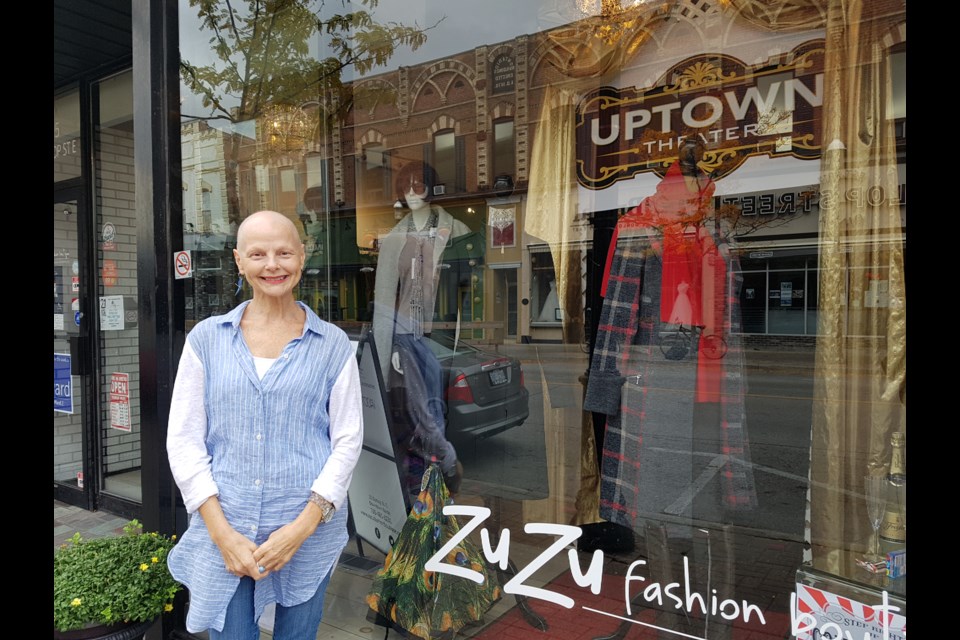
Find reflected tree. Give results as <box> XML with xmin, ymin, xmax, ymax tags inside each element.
<box><xmin>180</xmin><ymin>0</ymin><xmax>431</xmax><ymax>224</ymax></box>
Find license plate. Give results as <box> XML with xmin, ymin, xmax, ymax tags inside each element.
<box><xmin>488</xmin><ymin>368</ymin><xmax>508</xmax><ymax>386</ymax></box>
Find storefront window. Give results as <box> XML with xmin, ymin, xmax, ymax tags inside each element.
<box><xmin>176</xmin><ymin>1</ymin><xmax>907</xmax><ymax>638</ymax></box>
<box><xmin>530</xmin><ymin>250</ymin><xmax>562</xmax><ymax>325</ymax></box>
<box><xmin>493</xmin><ymin>118</ymin><xmax>515</xmax><ymax>183</ymax></box>
<box><xmin>95</xmin><ymin>70</ymin><xmax>142</xmax><ymax>502</ymax></box>
<box><xmin>54</xmin><ymin>90</ymin><xmax>82</xmax><ymax>182</ymax></box>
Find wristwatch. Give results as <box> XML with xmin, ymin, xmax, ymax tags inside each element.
<box><xmin>308</xmin><ymin>491</ymin><xmax>336</xmax><ymax>523</ymax></box>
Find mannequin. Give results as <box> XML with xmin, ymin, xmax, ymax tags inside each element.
<box><xmin>536</xmin><ymin>280</ymin><xmax>560</xmax><ymax>322</ymax></box>
<box><xmin>584</xmin><ymin>135</ymin><xmax>757</xmax><ymax>532</ymax></box>
<box><xmin>372</xmin><ymin>161</ymin><xmax>470</xmax><ymax>494</ymax></box>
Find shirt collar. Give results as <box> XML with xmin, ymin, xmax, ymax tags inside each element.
<box><xmin>217</xmin><ymin>300</ymin><xmax>326</xmax><ymax>337</ymax></box>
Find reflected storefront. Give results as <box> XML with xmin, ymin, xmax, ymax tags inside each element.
<box><xmin>55</xmin><ymin>0</ymin><xmax>906</xmax><ymax>638</ymax></box>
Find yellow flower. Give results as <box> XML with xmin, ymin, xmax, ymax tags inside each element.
<box><xmin>171</xmin><ymin>534</ymin><xmax>177</xmax><ymax>540</ymax></box>
<box><xmin>164</xmin><ymin>603</ymin><xmax>174</xmax><ymax>613</ymax></box>
<box><xmin>70</xmin><ymin>598</ymin><xmax>82</xmax><ymax>607</ymax></box>
<box><xmin>152</xmin><ymin>557</ymin><xmax>159</xmax><ymax>563</ymax></box>
<box><xmin>151</xmin><ymin>532</ymin><xmax>158</xmax><ymax>537</ymax></box>
<box><xmin>140</xmin><ymin>563</ymin><xmax>149</xmax><ymax>571</ymax></box>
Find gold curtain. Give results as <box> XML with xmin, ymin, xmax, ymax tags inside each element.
<box><xmin>810</xmin><ymin>0</ymin><xmax>906</xmax><ymax>574</ymax></box>
<box><xmin>724</xmin><ymin>0</ymin><xmax>907</xmax><ymax>576</ymax></box>
<box><xmin>525</xmin><ymin>85</ymin><xmax>585</xmax><ymax>346</ymax></box>
<box><xmin>523</xmin><ymin>84</ymin><xmax>601</xmax><ymax>526</ymax></box>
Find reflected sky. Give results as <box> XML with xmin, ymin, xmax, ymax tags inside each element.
<box><xmin>178</xmin><ymin>0</ymin><xmax>584</xmax><ymax>121</ymax></box>
<box><xmin>354</xmin><ymin>0</ymin><xmax>573</xmax><ymax>73</ymax></box>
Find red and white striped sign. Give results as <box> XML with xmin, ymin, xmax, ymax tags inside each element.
<box><xmin>794</xmin><ymin>583</ymin><xmax>905</xmax><ymax>639</ymax></box>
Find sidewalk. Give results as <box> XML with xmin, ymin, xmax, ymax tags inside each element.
<box><xmin>54</xmin><ymin>499</ymin><xmax>130</xmax><ymax>551</ymax></box>
<box><xmin>54</xmin><ymin>500</ymin><xmax>380</xmax><ymax>640</ymax></box>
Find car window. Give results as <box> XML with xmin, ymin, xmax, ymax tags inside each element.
<box><xmin>424</xmin><ymin>332</ymin><xmax>481</xmax><ymax>358</ymax></box>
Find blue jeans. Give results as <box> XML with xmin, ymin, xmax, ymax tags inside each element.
<box><xmin>392</xmin><ymin>333</ymin><xmax>457</xmax><ymax>479</ymax></box>
<box><xmin>209</xmin><ymin>572</ymin><xmax>331</xmax><ymax>640</ymax></box>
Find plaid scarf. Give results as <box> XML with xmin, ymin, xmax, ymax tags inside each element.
<box><xmin>584</xmin><ymin>227</ymin><xmax>757</xmax><ymax>529</ymax></box>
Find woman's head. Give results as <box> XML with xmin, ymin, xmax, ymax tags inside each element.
<box><xmin>395</xmin><ymin>161</ymin><xmax>440</xmax><ymax>210</ymax></box>
<box><xmin>233</xmin><ymin>210</ymin><xmax>305</xmax><ymax>300</ymax></box>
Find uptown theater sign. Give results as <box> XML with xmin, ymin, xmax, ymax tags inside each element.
<box><xmin>576</xmin><ymin>40</ymin><xmax>825</xmax><ymax>189</ymax></box>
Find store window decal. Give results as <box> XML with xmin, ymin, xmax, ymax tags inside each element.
<box><xmin>421</xmin><ymin>507</ymin><xmax>905</xmax><ymax>640</ymax></box>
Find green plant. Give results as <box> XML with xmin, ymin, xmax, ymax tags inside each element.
<box><xmin>53</xmin><ymin>520</ymin><xmax>183</xmax><ymax>632</ymax></box>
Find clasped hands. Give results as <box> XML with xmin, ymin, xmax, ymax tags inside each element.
<box><xmin>217</xmin><ymin>521</ymin><xmax>310</xmax><ymax>581</ymax></box>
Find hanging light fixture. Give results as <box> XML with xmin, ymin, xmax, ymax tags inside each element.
<box><xmin>573</xmin><ymin>0</ymin><xmax>654</xmax><ymax>46</ymax></box>
<box><xmin>261</xmin><ymin>103</ymin><xmax>314</xmax><ymax>155</ymax></box>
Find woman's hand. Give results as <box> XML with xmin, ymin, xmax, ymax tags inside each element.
<box><xmin>199</xmin><ymin>496</ymin><xmax>265</xmax><ymax>580</ymax></box>
<box><xmin>253</xmin><ymin>516</ymin><xmax>316</xmax><ymax>574</ymax></box>
<box><xmin>214</xmin><ymin>528</ymin><xmax>263</xmax><ymax>579</ymax></box>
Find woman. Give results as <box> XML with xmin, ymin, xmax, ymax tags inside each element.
<box><xmin>166</xmin><ymin>210</ymin><xmax>363</xmax><ymax>639</ymax></box>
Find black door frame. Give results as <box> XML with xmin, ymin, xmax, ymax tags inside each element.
<box><xmin>53</xmin><ymin>180</ymin><xmax>98</xmax><ymax>511</ymax></box>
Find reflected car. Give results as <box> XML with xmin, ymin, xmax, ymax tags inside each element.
<box><xmin>423</xmin><ymin>331</ymin><xmax>529</xmax><ymax>442</ymax></box>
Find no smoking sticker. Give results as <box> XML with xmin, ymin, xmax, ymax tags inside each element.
<box><xmin>174</xmin><ymin>250</ymin><xmax>193</xmax><ymax>279</ymax></box>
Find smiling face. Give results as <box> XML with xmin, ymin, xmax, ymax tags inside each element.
<box><xmin>233</xmin><ymin>211</ymin><xmax>305</xmax><ymax>300</ymax></box>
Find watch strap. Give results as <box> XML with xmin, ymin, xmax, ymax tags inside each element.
<box><xmin>308</xmin><ymin>491</ymin><xmax>335</xmax><ymax>523</ymax></box>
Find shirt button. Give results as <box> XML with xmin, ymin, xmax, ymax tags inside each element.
<box><xmin>254</xmin><ymin>479</ymin><xmax>261</xmax><ymax>487</ymax></box>
<box><xmin>256</xmin><ymin>433</ymin><xmax>262</xmax><ymax>441</ymax></box>
<box><xmin>250</xmin><ymin>525</ymin><xmax>256</xmax><ymax>533</ymax></box>
<box><xmin>284</xmin><ymin>354</ymin><xmax>290</xmax><ymax>359</ymax></box>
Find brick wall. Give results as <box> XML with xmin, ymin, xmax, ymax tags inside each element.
<box><xmin>97</xmin><ymin>127</ymin><xmax>142</xmax><ymax>477</ymax></box>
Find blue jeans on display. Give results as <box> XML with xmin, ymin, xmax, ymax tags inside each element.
<box><xmin>208</xmin><ymin>571</ymin><xmax>331</xmax><ymax>640</ymax></box>
<box><xmin>393</xmin><ymin>333</ymin><xmax>445</xmax><ymax>427</ymax></box>
<box><xmin>392</xmin><ymin>333</ymin><xmax>457</xmax><ymax>477</ymax></box>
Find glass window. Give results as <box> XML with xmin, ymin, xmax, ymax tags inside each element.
<box><xmin>358</xmin><ymin>144</ymin><xmax>391</xmax><ymax>206</ymax></box>
<box><xmin>530</xmin><ymin>250</ymin><xmax>561</xmax><ymax>325</ymax></box>
<box><xmin>768</xmin><ymin>270</ymin><xmax>806</xmax><ymax>334</ymax></box>
<box><xmin>493</xmin><ymin>118</ymin><xmax>515</xmax><ymax>181</ymax></box>
<box><xmin>739</xmin><ymin>270</ymin><xmax>767</xmax><ymax>334</ymax></box>
<box><xmin>174</xmin><ymin>2</ymin><xmax>908</xmax><ymax>638</ymax></box>
<box><xmin>95</xmin><ymin>70</ymin><xmax>142</xmax><ymax>503</ymax></box>
<box><xmin>433</xmin><ymin>130</ymin><xmax>455</xmax><ymax>194</ymax></box>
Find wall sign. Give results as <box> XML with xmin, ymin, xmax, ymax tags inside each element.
<box><xmin>793</xmin><ymin>583</ymin><xmax>905</xmax><ymax>640</ymax></box>
<box><xmin>576</xmin><ymin>40</ymin><xmax>825</xmax><ymax>189</ymax></box>
<box><xmin>347</xmin><ymin>333</ymin><xmax>410</xmax><ymax>555</ymax></box>
<box><xmin>54</xmin><ymin>353</ymin><xmax>73</xmax><ymax>414</ymax></box>
<box><xmin>489</xmin><ymin>204</ymin><xmax>516</xmax><ymax>251</ymax></box>
<box><xmin>174</xmin><ymin>250</ymin><xmax>193</xmax><ymax>279</ymax></box>
<box><xmin>102</xmin><ymin>259</ymin><xmax>118</xmax><ymax>287</ymax></box>
<box><xmin>54</xmin><ymin>266</ymin><xmax>65</xmax><ymax>331</ymax></box>
<box><xmin>491</xmin><ymin>53</ymin><xmax>515</xmax><ymax>94</ymax></box>
<box><xmin>102</xmin><ymin>222</ymin><xmax>117</xmax><ymax>251</ymax></box>
<box><xmin>110</xmin><ymin>372</ymin><xmax>131</xmax><ymax>431</ymax></box>
<box><xmin>100</xmin><ymin>295</ymin><xmax>125</xmax><ymax>331</ymax></box>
